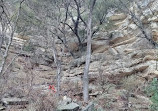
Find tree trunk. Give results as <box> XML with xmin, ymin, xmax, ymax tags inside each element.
<box><xmin>47</xmin><ymin>26</ymin><xmax>61</xmax><ymax>97</ymax></box>
<box><xmin>0</xmin><ymin>0</ymin><xmax>23</xmax><ymax>75</ymax></box>
<box><xmin>83</xmin><ymin>0</ymin><xmax>96</xmax><ymax>102</ymax></box>
<box><xmin>52</xmin><ymin>38</ymin><xmax>61</xmax><ymax>97</ymax></box>
<box><xmin>0</xmin><ymin>34</ymin><xmax>3</xmax><ymax>52</ymax></box>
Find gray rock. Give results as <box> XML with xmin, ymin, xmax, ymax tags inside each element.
<box><xmin>82</xmin><ymin>102</ymin><xmax>94</xmax><ymax>111</ymax></box>
<box><xmin>60</xmin><ymin>97</ymin><xmax>72</xmax><ymax>105</ymax></box>
<box><xmin>57</xmin><ymin>102</ymin><xmax>79</xmax><ymax>111</ymax></box>
<box><xmin>0</xmin><ymin>104</ymin><xmax>5</xmax><ymax>110</ymax></box>
<box><xmin>2</xmin><ymin>97</ymin><xmax>29</xmax><ymax>105</ymax></box>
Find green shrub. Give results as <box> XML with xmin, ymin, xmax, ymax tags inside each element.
<box><xmin>146</xmin><ymin>78</ymin><xmax>158</xmax><ymax>111</ymax></box>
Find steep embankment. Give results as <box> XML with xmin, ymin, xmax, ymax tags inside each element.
<box><xmin>60</xmin><ymin>0</ymin><xmax>158</xmax><ymax>110</ymax></box>
<box><xmin>1</xmin><ymin>0</ymin><xmax>158</xmax><ymax>110</ymax></box>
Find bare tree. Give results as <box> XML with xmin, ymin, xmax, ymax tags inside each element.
<box><xmin>83</xmin><ymin>0</ymin><xmax>97</xmax><ymax>102</ymax></box>
<box><xmin>24</xmin><ymin>0</ymin><xmax>76</xmax><ymax>58</ymax></box>
<box><xmin>0</xmin><ymin>0</ymin><xmax>24</xmax><ymax>75</ymax></box>
<box><xmin>61</xmin><ymin>0</ymin><xmax>87</xmax><ymax>51</ymax></box>
<box><xmin>62</xmin><ymin>0</ymin><xmax>106</xmax><ymax>52</ymax></box>
<box><xmin>25</xmin><ymin>0</ymin><xmax>64</xmax><ymax>96</ymax></box>
<box><xmin>46</xmin><ymin>24</ymin><xmax>62</xmax><ymax>97</ymax></box>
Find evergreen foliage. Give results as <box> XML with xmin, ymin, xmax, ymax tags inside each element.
<box><xmin>146</xmin><ymin>78</ymin><xmax>158</xmax><ymax>111</ymax></box>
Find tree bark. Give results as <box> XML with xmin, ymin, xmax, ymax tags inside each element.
<box><xmin>83</xmin><ymin>0</ymin><xmax>96</xmax><ymax>102</ymax></box>
<box><xmin>52</xmin><ymin>38</ymin><xmax>61</xmax><ymax>97</ymax></box>
<box><xmin>47</xmin><ymin>25</ymin><xmax>61</xmax><ymax>97</ymax></box>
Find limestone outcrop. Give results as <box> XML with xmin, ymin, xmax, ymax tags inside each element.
<box><xmin>4</xmin><ymin>0</ymin><xmax>158</xmax><ymax>110</ymax></box>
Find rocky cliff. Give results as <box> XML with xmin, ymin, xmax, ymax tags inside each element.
<box><xmin>1</xmin><ymin>0</ymin><xmax>158</xmax><ymax>110</ymax></box>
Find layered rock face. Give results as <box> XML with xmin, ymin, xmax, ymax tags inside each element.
<box><xmin>59</xmin><ymin>0</ymin><xmax>158</xmax><ymax>110</ymax></box>
<box><xmin>3</xmin><ymin>0</ymin><xmax>158</xmax><ymax>110</ymax></box>
<box><xmin>62</xmin><ymin>0</ymin><xmax>158</xmax><ymax>82</ymax></box>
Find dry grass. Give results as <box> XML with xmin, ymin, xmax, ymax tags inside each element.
<box><xmin>120</xmin><ymin>75</ymin><xmax>145</xmax><ymax>93</ymax></box>
<box><xmin>0</xmin><ymin>57</ymin><xmax>58</xmax><ymax>111</ymax></box>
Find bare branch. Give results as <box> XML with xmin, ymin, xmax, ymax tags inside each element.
<box><xmin>0</xmin><ymin>0</ymin><xmax>25</xmax><ymax>75</ymax></box>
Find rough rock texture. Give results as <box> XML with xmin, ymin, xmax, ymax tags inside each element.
<box><xmin>2</xmin><ymin>97</ymin><xmax>29</xmax><ymax>105</ymax></box>
<box><xmin>95</xmin><ymin>89</ymin><xmax>151</xmax><ymax>111</ymax></box>
<box><xmin>57</xmin><ymin>102</ymin><xmax>79</xmax><ymax>111</ymax></box>
<box><xmin>61</xmin><ymin>0</ymin><xmax>158</xmax><ymax>84</ymax></box>
<box><xmin>58</xmin><ymin>1</ymin><xmax>158</xmax><ymax>110</ymax></box>
<box><xmin>4</xmin><ymin>0</ymin><xmax>158</xmax><ymax>110</ymax></box>
<box><xmin>109</xmin><ymin>13</ymin><xmax>127</xmax><ymax>21</ymax></box>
